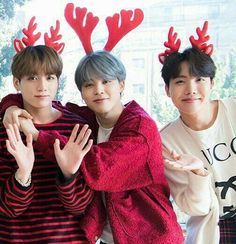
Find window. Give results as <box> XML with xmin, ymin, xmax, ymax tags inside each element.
<box><xmin>1</xmin><ymin>0</ymin><xmax>236</xmax><ymax>236</ymax></box>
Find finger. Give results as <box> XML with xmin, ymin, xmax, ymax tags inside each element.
<box><xmin>75</xmin><ymin>124</ymin><xmax>89</xmax><ymax>144</ymax></box>
<box><xmin>12</xmin><ymin>113</ymin><xmax>21</xmax><ymax>128</ymax></box>
<box><xmin>6</xmin><ymin>125</ymin><xmax>17</xmax><ymax>145</ymax></box>
<box><xmin>3</xmin><ymin>122</ymin><xmax>11</xmax><ymax>129</ymax></box>
<box><xmin>68</xmin><ymin>124</ymin><xmax>80</xmax><ymax>143</ymax></box>
<box><xmin>82</xmin><ymin>139</ymin><xmax>93</xmax><ymax>155</ymax></box>
<box><xmin>3</xmin><ymin>119</ymin><xmax>12</xmax><ymax>129</ymax></box>
<box><xmin>171</xmin><ymin>150</ymin><xmax>180</xmax><ymax>160</ymax></box>
<box><xmin>182</xmin><ymin>165</ymin><xmax>201</xmax><ymax>170</ymax></box>
<box><xmin>80</xmin><ymin>129</ymin><xmax>92</xmax><ymax>148</ymax></box>
<box><xmin>164</xmin><ymin>159</ymin><xmax>175</xmax><ymax>165</ymax></box>
<box><xmin>20</xmin><ymin>110</ymin><xmax>33</xmax><ymax>119</ymax></box>
<box><xmin>26</xmin><ymin>133</ymin><xmax>33</xmax><ymax>148</ymax></box>
<box><xmin>53</xmin><ymin>139</ymin><xmax>61</xmax><ymax>154</ymax></box>
<box><xmin>172</xmin><ymin>164</ymin><xmax>183</xmax><ymax>168</ymax></box>
<box><xmin>13</xmin><ymin>123</ymin><xmax>22</xmax><ymax>142</ymax></box>
<box><xmin>6</xmin><ymin>139</ymin><xmax>15</xmax><ymax>154</ymax></box>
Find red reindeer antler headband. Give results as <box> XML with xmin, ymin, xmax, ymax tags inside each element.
<box><xmin>64</xmin><ymin>3</ymin><xmax>144</xmax><ymax>54</ymax></box>
<box><xmin>14</xmin><ymin>16</ymin><xmax>65</xmax><ymax>54</ymax></box>
<box><xmin>158</xmin><ymin>21</ymin><xmax>214</xmax><ymax>64</ymax></box>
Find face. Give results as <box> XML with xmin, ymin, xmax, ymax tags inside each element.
<box><xmin>81</xmin><ymin>78</ymin><xmax>125</xmax><ymax>118</ymax></box>
<box><xmin>165</xmin><ymin>61</ymin><xmax>214</xmax><ymax>116</ymax></box>
<box><xmin>14</xmin><ymin>73</ymin><xmax>58</xmax><ymax>112</ymax></box>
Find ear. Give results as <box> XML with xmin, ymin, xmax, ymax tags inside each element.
<box><xmin>210</xmin><ymin>79</ymin><xmax>214</xmax><ymax>89</ymax></box>
<box><xmin>119</xmin><ymin>80</ymin><xmax>125</xmax><ymax>93</ymax></box>
<box><xmin>165</xmin><ymin>84</ymin><xmax>170</xmax><ymax>97</ymax></box>
<box><xmin>13</xmin><ymin>77</ymin><xmax>20</xmax><ymax>92</ymax></box>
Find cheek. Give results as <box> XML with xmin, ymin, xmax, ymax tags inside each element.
<box><xmin>81</xmin><ymin>90</ymin><xmax>91</xmax><ymax>101</ymax></box>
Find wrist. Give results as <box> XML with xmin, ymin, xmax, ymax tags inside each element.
<box><xmin>15</xmin><ymin>169</ymin><xmax>31</xmax><ymax>184</ymax></box>
<box><xmin>15</xmin><ymin>171</ymin><xmax>31</xmax><ymax>187</ymax></box>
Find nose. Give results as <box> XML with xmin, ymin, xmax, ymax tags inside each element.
<box><xmin>185</xmin><ymin>80</ymin><xmax>197</xmax><ymax>95</ymax></box>
<box><xmin>37</xmin><ymin>77</ymin><xmax>47</xmax><ymax>92</ymax></box>
<box><xmin>94</xmin><ymin>83</ymin><xmax>104</xmax><ymax>95</ymax></box>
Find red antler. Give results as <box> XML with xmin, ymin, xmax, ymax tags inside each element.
<box><xmin>64</xmin><ymin>3</ymin><xmax>99</xmax><ymax>54</ymax></box>
<box><xmin>189</xmin><ymin>21</ymin><xmax>213</xmax><ymax>56</ymax></box>
<box><xmin>104</xmin><ymin>9</ymin><xmax>144</xmax><ymax>52</ymax></box>
<box><xmin>14</xmin><ymin>16</ymin><xmax>41</xmax><ymax>53</ymax></box>
<box><xmin>158</xmin><ymin>26</ymin><xmax>181</xmax><ymax>64</ymax></box>
<box><xmin>44</xmin><ymin>20</ymin><xmax>65</xmax><ymax>54</ymax></box>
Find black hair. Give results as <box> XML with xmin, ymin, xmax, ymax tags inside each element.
<box><xmin>161</xmin><ymin>47</ymin><xmax>216</xmax><ymax>87</ymax></box>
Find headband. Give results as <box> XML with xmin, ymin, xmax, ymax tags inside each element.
<box><xmin>64</xmin><ymin>2</ymin><xmax>144</xmax><ymax>54</ymax></box>
<box><xmin>14</xmin><ymin>16</ymin><xmax>65</xmax><ymax>54</ymax></box>
<box><xmin>158</xmin><ymin>21</ymin><xmax>214</xmax><ymax>64</ymax></box>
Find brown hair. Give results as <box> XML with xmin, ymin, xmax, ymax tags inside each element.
<box><xmin>11</xmin><ymin>45</ymin><xmax>63</xmax><ymax>80</ymax></box>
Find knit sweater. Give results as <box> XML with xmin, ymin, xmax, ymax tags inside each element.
<box><xmin>0</xmin><ymin>106</ymin><xmax>93</xmax><ymax>243</ymax></box>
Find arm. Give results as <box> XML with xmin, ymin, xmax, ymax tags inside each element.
<box><xmin>53</xmin><ymin>124</ymin><xmax>94</xmax><ymax>215</ymax></box>
<box><xmin>0</xmin><ymin>124</ymin><xmax>34</xmax><ymax>217</ymax></box>
<box><xmin>72</xmin><ymin>117</ymin><xmax>163</xmax><ymax>192</ymax></box>
<box><xmin>0</xmin><ymin>93</ymin><xmax>23</xmax><ymax>115</ymax></box>
<box><xmin>163</xmin><ymin>146</ymin><xmax>217</xmax><ymax>216</ymax></box>
<box><xmin>0</xmin><ymin>174</ymin><xmax>34</xmax><ymax>217</ymax></box>
<box><xmin>56</xmin><ymin>171</ymin><xmax>94</xmax><ymax>215</ymax></box>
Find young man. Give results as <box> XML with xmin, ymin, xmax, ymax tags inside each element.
<box><xmin>0</xmin><ymin>45</ymin><xmax>93</xmax><ymax>243</ymax></box>
<box><xmin>160</xmin><ymin>46</ymin><xmax>236</xmax><ymax>244</ymax></box>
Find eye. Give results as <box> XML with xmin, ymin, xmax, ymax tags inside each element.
<box><xmin>83</xmin><ymin>82</ymin><xmax>93</xmax><ymax>88</ymax></box>
<box><xmin>28</xmin><ymin>75</ymin><xmax>38</xmax><ymax>81</ymax></box>
<box><xmin>196</xmin><ymin>77</ymin><xmax>206</xmax><ymax>83</ymax></box>
<box><xmin>47</xmin><ymin>74</ymin><xmax>57</xmax><ymax>80</ymax></box>
<box><xmin>175</xmin><ymin>80</ymin><xmax>184</xmax><ymax>85</ymax></box>
<box><xmin>103</xmin><ymin>80</ymin><xmax>111</xmax><ymax>84</ymax></box>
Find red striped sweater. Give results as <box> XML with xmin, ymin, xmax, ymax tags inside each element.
<box><xmin>0</xmin><ymin>108</ymin><xmax>93</xmax><ymax>243</ymax></box>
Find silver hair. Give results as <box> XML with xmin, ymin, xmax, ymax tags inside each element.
<box><xmin>75</xmin><ymin>50</ymin><xmax>126</xmax><ymax>91</ymax></box>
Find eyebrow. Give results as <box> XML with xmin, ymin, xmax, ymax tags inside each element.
<box><xmin>174</xmin><ymin>75</ymin><xmax>187</xmax><ymax>79</ymax></box>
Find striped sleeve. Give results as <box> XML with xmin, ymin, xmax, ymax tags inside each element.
<box><xmin>56</xmin><ymin>171</ymin><xmax>94</xmax><ymax>215</ymax></box>
<box><xmin>0</xmin><ymin>174</ymin><xmax>34</xmax><ymax>217</ymax></box>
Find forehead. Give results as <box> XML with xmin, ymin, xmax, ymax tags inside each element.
<box><xmin>179</xmin><ymin>62</ymin><xmax>190</xmax><ymax>74</ymax></box>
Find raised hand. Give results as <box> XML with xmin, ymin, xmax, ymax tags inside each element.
<box><xmin>165</xmin><ymin>150</ymin><xmax>208</xmax><ymax>176</ymax></box>
<box><xmin>3</xmin><ymin>106</ymin><xmax>33</xmax><ymax>129</ymax></box>
<box><xmin>6</xmin><ymin>124</ymin><xmax>34</xmax><ymax>183</ymax></box>
<box><xmin>54</xmin><ymin>124</ymin><xmax>93</xmax><ymax>179</ymax></box>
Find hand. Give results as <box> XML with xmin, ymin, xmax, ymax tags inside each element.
<box><xmin>6</xmin><ymin>124</ymin><xmax>34</xmax><ymax>183</ymax></box>
<box><xmin>19</xmin><ymin>117</ymin><xmax>39</xmax><ymax>141</ymax></box>
<box><xmin>54</xmin><ymin>124</ymin><xmax>93</xmax><ymax>179</ymax></box>
<box><xmin>165</xmin><ymin>150</ymin><xmax>208</xmax><ymax>176</ymax></box>
<box><xmin>3</xmin><ymin>106</ymin><xmax>33</xmax><ymax>129</ymax></box>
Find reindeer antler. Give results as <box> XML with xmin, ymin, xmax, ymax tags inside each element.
<box><xmin>158</xmin><ymin>26</ymin><xmax>181</xmax><ymax>64</ymax></box>
<box><xmin>14</xmin><ymin>16</ymin><xmax>41</xmax><ymax>53</ymax></box>
<box><xmin>44</xmin><ymin>20</ymin><xmax>65</xmax><ymax>54</ymax></box>
<box><xmin>189</xmin><ymin>21</ymin><xmax>213</xmax><ymax>56</ymax></box>
<box><xmin>64</xmin><ymin>3</ymin><xmax>99</xmax><ymax>54</ymax></box>
<box><xmin>104</xmin><ymin>9</ymin><xmax>144</xmax><ymax>51</ymax></box>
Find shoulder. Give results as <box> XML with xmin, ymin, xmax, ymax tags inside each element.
<box><xmin>120</xmin><ymin>100</ymin><xmax>157</xmax><ymax>130</ymax></box>
<box><xmin>219</xmin><ymin>97</ymin><xmax>236</xmax><ymax>108</ymax></box>
<box><xmin>160</xmin><ymin>118</ymin><xmax>182</xmax><ymax>137</ymax></box>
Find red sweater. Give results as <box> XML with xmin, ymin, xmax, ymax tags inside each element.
<box><xmin>0</xmin><ymin>104</ymin><xmax>93</xmax><ymax>243</ymax></box>
<box><xmin>0</xmin><ymin>95</ymin><xmax>184</xmax><ymax>244</ymax></box>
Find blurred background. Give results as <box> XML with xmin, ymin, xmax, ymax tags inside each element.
<box><xmin>1</xmin><ymin>0</ymin><xmax>236</xmax><ymax>233</ymax></box>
